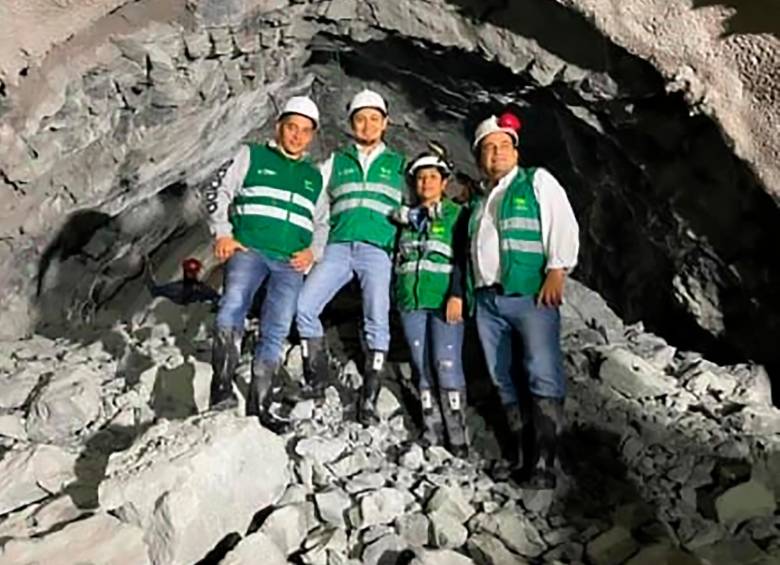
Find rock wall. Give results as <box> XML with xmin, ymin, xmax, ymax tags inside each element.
<box><xmin>1</xmin><ymin>0</ymin><xmax>780</xmax><ymax>378</ymax></box>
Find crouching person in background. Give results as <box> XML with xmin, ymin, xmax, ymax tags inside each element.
<box><xmin>207</xmin><ymin>96</ymin><xmax>326</xmax><ymax>421</ymax></box>
<box><xmin>394</xmin><ymin>147</ymin><xmax>470</xmax><ymax>458</ymax></box>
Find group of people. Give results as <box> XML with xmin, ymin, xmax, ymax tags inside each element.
<box><xmin>206</xmin><ymin>89</ymin><xmax>579</xmax><ymax>489</ymax></box>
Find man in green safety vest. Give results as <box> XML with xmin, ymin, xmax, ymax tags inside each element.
<box><xmin>469</xmin><ymin>111</ymin><xmax>579</xmax><ymax>489</ymax></box>
<box><xmin>296</xmin><ymin>89</ymin><xmax>406</xmax><ymax>425</ymax></box>
<box><xmin>207</xmin><ymin>95</ymin><xmax>325</xmax><ymax>421</ymax></box>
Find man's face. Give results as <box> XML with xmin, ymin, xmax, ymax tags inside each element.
<box><xmin>351</xmin><ymin>108</ymin><xmax>388</xmax><ymax>146</ymax></box>
<box><xmin>276</xmin><ymin>114</ymin><xmax>316</xmax><ymax>158</ymax></box>
<box><xmin>415</xmin><ymin>167</ymin><xmax>447</xmax><ymax>203</ymax></box>
<box><xmin>479</xmin><ymin>131</ymin><xmax>519</xmax><ymax>181</ymax></box>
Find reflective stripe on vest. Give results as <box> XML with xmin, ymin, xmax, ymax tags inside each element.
<box><xmin>332</xmin><ymin>198</ymin><xmax>394</xmax><ymax>217</ymax></box>
<box><xmin>500</xmin><ymin>239</ymin><xmax>544</xmax><ymax>254</ymax></box>
<box><xmin>240</xmin><ymin>185</ymin><xmax>316</xmax><ymax>214</ymax></box>
<box><xmin>330</xmin><ymin>181</ymin><xmax>403</xmax><ymax>204</ymax></box>
<box><xmin>234</xmin><ymin>203</ymin><xmax>314</xmax><ymax>232</ymax></box>
<box><xmin>397</xmin><ymin>260</ymin><xmax>453</xmax><ymax>275</ymax></box>
<box><xmin>499</xmin><ymin>217</ymin><xmax>541</xmax><ymax>231</ymax></box>
<box><xmin>399</xmin><ymin>239</ymin><xmax>453</xmax><ymax>258</ymax></box>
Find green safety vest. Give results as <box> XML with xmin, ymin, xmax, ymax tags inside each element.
<box><xmin>231</xmin><ymin>143</ymin><xmax>323</xmax><ymax>260</ymax></box>
<box><xmin>395</xmin><ymin>199</ymin><xmax>463</xmax><ymax>312</ymax></box>
<box><xmin>327</xmin><ymin>145</ymin><xmax>406</xmax><ymax>253</ymax></box>
<box><xmin>467</xmin><ymin>167</ymin><xmax>545</xmax><ymax>302</ymax></box>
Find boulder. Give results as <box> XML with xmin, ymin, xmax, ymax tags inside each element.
<box><xmin>410</xmin><ymin>548</ymin><xmax>475</xmax><ymax>565</ymax></box>
<box><xmin>471</xmin><ymin>510</ymin><xmax>545</xmax><ymax>558</ymax></box>
<box><xmin>0</xmin><ymin>445</ymin><xmax>77</xmax><ymax>515</ymax></box>
<box><xmin>25</xmin><ymin>366</ymin><xmax>102</xmax><ymax>443</ymax></box>
<box><xmin>219</xmin><ymin>531</ymin><xmax>287</xmax><ymax>565</ymax></box>
<box><xmin>715</xmin><ymin>479</ymin><xmax>776</xmax><ymax>526</ymax></box>
<box><xmin>295</xmin><ymin>436</ymin><xmax>347</xmax><ymax>465</ymax></box>
<box><xmin>99</xmin><ymin>412</ymin><xmax>289</xmax><ymax>565</ymax></box>
<box><xmin>0</xmin><ymin>513</ymin><xmax>149</xmax><ymax>564</ymax></box>
<box><xmin>314</xmin><ymin>487</ymin><xmax>352</xmax><ymax>528</ymax></box>
<box><xmin>599</xmin><ymin>348</ymin><xmax>677</xmax><ymax>399</ymax></box>
<box><xmin>358</xmin><ymin>487</ymin><xmax>408</xmax><ymax>528</ymax></box>
<box><xmin>260</xmin><ymin>501</ymin><xmax>317</xmax><ymax>556</ymax></box>
<box><xmin>586</xmin><ymin>526</ymin><xmax>640</xmax><ymax>565</ymax></box>
<box><xmin>467</xmin><ymin>532</ymin><xmax>529</xmax><ymax>565</ymax></box>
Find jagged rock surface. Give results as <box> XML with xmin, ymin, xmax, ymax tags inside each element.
<box><xmin>0</xmin><ymin>279</ymin><xmax>776</xmax><ymax>564</ymax></box>
<box><xmin>0</xmin><ymin>0</ymin><xmax>778</xmax><ymax>392</ymax></box>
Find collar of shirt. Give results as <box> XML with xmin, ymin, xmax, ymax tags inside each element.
<box><xmin>480</xmin><ymin>165</ymin><xmax>519</xmax><ymax>197</ymax></box>
<box><xmin>355</xmin><ymin>142</ymin><xmax>386</xmax><ymax>171</ymax></box>
<box><xmin>267</xmin><ymin>139</ymin><xmax>305</xmax><ymax>160</ymax></box>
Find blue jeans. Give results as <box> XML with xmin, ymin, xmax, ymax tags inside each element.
<box><xmin>475</xmin><ymin>288</ymin><xmax>565</xmax><ymax>404</ymax></box>
<box><xmin>216</xmin><ymin>249</ymin><xmax>303</xmax><ymax>364</ymax></box>
<box><xmin>400</xmin><ymin>309</ymin><xmax>465</xmax><ymax>391</ymax></box>
<box><xmin>296</xmin><ymin>242</ymin><xmax>392</xmax><ymax>352</ymax></box>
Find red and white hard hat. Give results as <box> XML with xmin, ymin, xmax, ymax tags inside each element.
<box><xmin>472</xmin><ymin>112</ymin><xmax>522</xmax><ymax>150</ymax></box>
<box><xmin>182</xmin><ymin>257</ymin><xmax>203</xmax><ymax>274</ymax></box>
<box><xmin>279</xmin><ymin>95</ymin><xmax>320</xmax><ymax>129</ymax></box>
<box><xmin>347</xmin><ymin>89</ymin><xmax>388</xmax><ymax>117</ymax></box>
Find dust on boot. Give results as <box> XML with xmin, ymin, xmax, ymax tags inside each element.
<box><xmin>301</xmin><ymin>337</ymin><xmax>330</xmax><ymax>398</ymax></box>
<box><xmin>420</xmin><ymin>388</ymin><xmax>445</xmax><ymax>447</ymax></box>
<box><xmin>359</xmin><ymin>350</ymin><xmax>384</xmax><ymax>426</ymax></box>
<box><xmin>504</xmin><ymin>402</ymin><xmax>526</xmax><ymax>470</ymax></box>
<box><xmin>246</xmin><ymin>358</ymin><xmax>279</xmax><ymax>418</ymax></box>
<box><xmin>522</xmin><ymin>396</ymin><xmax>564</xmax><ymax>490</ymax></box>
<box><xmin>210</xmin><ymin>327</ymin><xmax>242</xmax><ymax>410</ymax></box>
<box><xmin>440</xmin><ymin>388</ymin><xmax>469</xmax><ymax>459</ymax></box>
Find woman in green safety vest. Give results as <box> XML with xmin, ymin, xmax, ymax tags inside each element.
<box><xmin>394</xmin><ymin>148</ymin><xmax>470</xmax><ymax>458</ymax></box>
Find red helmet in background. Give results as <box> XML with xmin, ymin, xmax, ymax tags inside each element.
<box><xmin>182</xmin><ymin>257</ymin><xmax>203</xmax><ymax>277</ymax></box>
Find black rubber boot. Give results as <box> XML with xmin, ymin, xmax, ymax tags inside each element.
<box><xmin>358</xmin><ymin>351</ymin><xmax>384</xmax><ymax>426</ymax></box>
<box><xmin>420</xmin><ymin>388</ymin><xmax>445</xmax><ymax>447</ymax></box>
<box><xmin>301</xmin><ymin>337</ymin><xmax>330</xmax><ymax>397</ymax></box>
<box><xmin>521</xmin><ymin>396</ymin><xmax>564</xmax><ymax>490</ymax></box>
<box><xmin>441</xmin><ymin>389</ymin><xmax>469</xmax><ymax>459</ymax></box>
<box><xmin>504</xmin><ymin>402</ymin><xmax>526</xmax><ymax>470</ymax></box>
<box><xmin>246</xmin><ymin>358</ymin><xmax>279</xmax><ymax>418</ymax></box>
<box><xmin>210</xmin><ymin>327</ymin><xmax>242</xmax><ymax>410</ymax></box>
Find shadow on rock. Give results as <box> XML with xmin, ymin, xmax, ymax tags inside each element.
<box><xmin>67</xmin><ymin>423</ymin><xmax>151</xmax><ymax>510</ymax></box>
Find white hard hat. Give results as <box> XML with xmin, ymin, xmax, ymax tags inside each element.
<box><xmin>408</xmin><ymin>154</ymin><xmax>452</xmax><ymax>178</ymax></box>
<box><xmin>347</xmin><ymin>89</ymin><xmax>388</xmax><ymax>117</ymax></box>
<box><xmin>472</xmin><ymin>113</ymin><xmax>521</xmax><ymax>150</ymax></box>
<box><xmin>279</xmin><ymin>95</ymin><xmax>320</xmax><ymax>129</ymax></box>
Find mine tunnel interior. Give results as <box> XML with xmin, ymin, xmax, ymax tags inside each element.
<box><xmin>34</xmin><ymin>28</ymin><xmax>780</xmax><ymax>403</ymax></box>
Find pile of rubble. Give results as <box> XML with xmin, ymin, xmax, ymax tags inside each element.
<box><xmin>0</xmin><ymin>281</ymin><xmax>777</xmax><ymax>564</ymax></box>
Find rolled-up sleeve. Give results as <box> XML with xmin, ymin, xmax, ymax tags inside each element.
<box><xmin>207</xmin><ymin>145</ymin><xmax>250</xmax><ymax>239</ymax></box>
<box><xmin>534</xmin><ymin>168</ymin><xmax>579</xmax><ymax>272</ymax></box>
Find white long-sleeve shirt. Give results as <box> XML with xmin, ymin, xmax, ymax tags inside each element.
<box><xmin>207</xmin><ymin>142</ymin><xmax>330</xmax><ymax>261</ymax></box>
<box><xmin>471</xmin><ymin>166</ymin><xmax>579</xmax><ymax>288</ymax></box>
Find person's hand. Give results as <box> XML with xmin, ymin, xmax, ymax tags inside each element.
<box><xmin>214</xmin><ymin>236</ymin><xmax>246</xmax><ymax>262</ymax></box>
<box><xmin>445</xmin><ymin>296</ymin><xmax>464</xmax><ymax>324</ymax></box>
<box><xmin>290</xmin><ymin>248</ymin><xmax>314</xmax><ymax>272</ymax></box>
<box><xmin>537</xmin><ymin>269</ymin><xmax>566</xmax><ymax>307</ymax></box>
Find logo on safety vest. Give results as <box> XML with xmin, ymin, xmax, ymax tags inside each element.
<box><xmin>431</xmin><ymin>223</ymin><xmax>445</xmax><ymax>235</ymax></box>
<box><xmin>258</xmin><ymin>168</ymin><xmax>277</xmax><ymax>176</ymax></box>
<box><xmin>513</xmin><ymin>197</ymin><xmax>528</xmax><ymax>210</ymax></box>
<box><xmin>303</xmin><ymin>179</ymin><xmax>315</xmax><ymax>191</ymax></box>
<box><xmin>340</xmin><ymin>168</ymin><xmax>358</xmax><ymax>176</ymax></box>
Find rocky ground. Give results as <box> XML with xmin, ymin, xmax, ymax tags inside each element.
<box><xmin>0</xmin><ymin>279</ymin><xmax>777</xmax><ymax>565</ymax></box>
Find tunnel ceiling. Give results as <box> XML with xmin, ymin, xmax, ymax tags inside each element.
<box><xmin>1</xmin><ymin>0</ymin><xmax>780</xmax><ymax>375</ymax></box>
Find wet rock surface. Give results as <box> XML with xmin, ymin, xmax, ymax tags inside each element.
<box><xmin>0</xmin><ymin>279</ymin><xmax>776</xmax><ymax>564</ymax></box>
